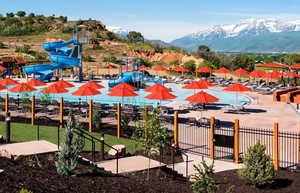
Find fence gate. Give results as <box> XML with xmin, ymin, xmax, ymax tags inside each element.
<box><xmin>214</xmin><ymin>126</ymin><xmax>235</xmax><ymax>160</ymax></box>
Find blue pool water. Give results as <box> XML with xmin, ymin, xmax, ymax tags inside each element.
<box><xmin>3</xmin><ymin>82</ymin><xmax>251</xmax><ymax>107</ymax></box>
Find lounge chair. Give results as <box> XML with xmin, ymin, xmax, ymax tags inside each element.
<box><xmin>222</xmin><ymin>105</ymin><xmax>247</xmax><ymax>114</ymax></box>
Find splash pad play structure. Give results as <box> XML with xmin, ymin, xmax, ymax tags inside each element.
<box><xmin>23</xmin><ymin>26</ymin><xmax>88</xmax><ymax>82</ymax></box>
<box><xmin>108</xmin><ymin>57</ymin><xmax>163</xmax><ymax>88</ymax></box>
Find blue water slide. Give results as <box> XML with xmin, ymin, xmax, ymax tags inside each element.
<box><xmin>50</xmin><ymin>53</ymin><xmax>80</xmax><ymax>67</ymax></box>
<box><xmin>42</xmin><ymin>39</ymin><xmax>77</xmax><ymax>51</ymax></box>
<box><xmin>23</xmin><ymin>64</ymin><xmax>56</xmax><ymax>81</ymax></box>
<box><xmin>108</xmin><ymin>72</ymin><xmax>133</xmax><ymax>88</ymax></box>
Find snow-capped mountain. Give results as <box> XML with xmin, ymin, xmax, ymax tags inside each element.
<box><xmin>106</xmin><ymin>25</ymin><xmax>129</xmax><ymax>37</ymax></box>
<box><xmin>171</xmin><ymin>19</ymin><xmax>300</xmax><ymax>52</ymax></box>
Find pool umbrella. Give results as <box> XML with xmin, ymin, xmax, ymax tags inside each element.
<box><xmin>80</xmin><ymin>80</ymin><xmax>105</xmax><ymax>89</ymax></box>
<box><xmin>26</xmin><ymin>78</ymin><xmax>46</xmax><ymax>87</ymax></box>
<box><xmin>256</xmin><ymin>62</ymin><xmax>288</xmax><ymax>69</ymax></box>
<box><xmin>0</xmin><ymin>84</ymin><xmax>6</xmax><ymax>91</ymax></box>
<box><xmin>144</xmin><ymin>83</ymin><xmax>172</xmax><ymax>93</ymax></box>
<box><xmin>182</xmin><ymin>81</ymin><xmax>208</xmax><ymax>90</ymax></box>
<box><xmin>196</xmin><ymin>66</ymin><xmax>212</xmax><ymax>73</ymax></box>
<box><xmin>214</xmin><ymin>67</ymin><xmax>231</xmax><ymax>79</ymax></box>
<box><xmin>185</xmin><ymin>91</ymin><xmax>219</xmax><ymax>114</ymax></box>
<box><xmin>152</xmin><ymin>66</ymin><xmax>168</xmax><ymax>71</ymax></box>
<box><xmin>145</xmin><ymin>90</ymin><xmax>176</xmax><ymax>106</ymax></box>
<box><xmin>111</xmin><ymin>82</ymin><xmax>137</xmax><ymax>91</ymax></box>
<box><xmin>223</xmin><ymin>83</ymin><xmax>251</xmax><ymax>105</ymax></box>
<box><xmin>72</xmin><ymin>86</ymin><xmax>101</xmax><ymax>96</ymax></box>
<box><xmin>249</xmin><ymin>69</ymin><xmax>266</xmax><ymax>78</ymax></box>
<box><xmin>0</xmin><ymin>78</ymin><xmax>18</xmax><ymax>85</ymax></box>
<box><xmin>8</xmin><ymin>83</ymin><xmax>36</xmax><ymax>93</ymax></box>
<box><xmin>0</xmin><ymin>66</ymin><xmax>7</xmax><ymax>71</ymax></box>
<box><xmin>121</xmin><ymin>65</ymin><xmax>133</xmax><ymax>71</ymax></box>
<box><xmin>104</xmin><ymin>64</ymin><xmax>116</xmax><ymax>74</ymax></box>
<box><xmin>54</xmin><ymin>79</ymin><xmax>74</xmax><ymax>88</ymax></box>
<box><xmin>108</xmin><ymin>87</ymin><xmax>138</xmax><ymax>104</ymax></box>
<box><xmin>262</xmin><ymin>72</ymin><xmax>280</xmax><ymax>81</ymax></box>
<box><xmin>290</xmin><ymin>64</ymin><xmax>300</xmax><ymax>69</ymax></box>
<box><xmin>172</xmin><ymin>66</ymin><xmax>190</xmax><ymax>76</ymax></box>
<box><xmin>284</xmin><ymin>71</ymin><xmax>300</xmax><ymax>78</ymax></box>
<box><xmin>41</xmin><ymin>84</ymin><xmax>68</xmax><ymax>94</ymax></box>
<box><xmin>198</xmin><ymin>79</ymin><xmax>215</xmax><ymax>87</ymax></box>
<box><xmin>233</xmin><ymin>68</ymin><xmax>249</xmax><ymax>78</ymax></box>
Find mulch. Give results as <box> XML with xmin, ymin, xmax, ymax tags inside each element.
<box><xmin>0</xmin><ymin>153</ymin><xmax>192</xmax><ymax>193</ymax></box>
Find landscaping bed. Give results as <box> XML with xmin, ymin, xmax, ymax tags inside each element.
<box><xmin>0</xmin><ymin>153</ymin><xmax>192</xmax><ymax>193</ymax></box>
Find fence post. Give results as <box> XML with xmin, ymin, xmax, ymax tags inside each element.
<box><xmin>5</xmin><ymin>112</ymin><xmax>11</xmax><ymax>143</ymax></box>
<box><xmin>117</xmin><ymin>103</ymin><xmax>121</xmax><ymax>138</ymax></box>
<box><xmin>210</xmin><ymin>117</ymin><xmax>215</xmax><ymax>160</ymax></box>
<box><xmin>59</xmin><ymin>97</ymin><xmax>64</xmax><ymax>128</ymax></box>
<box><xmin>273</xmin><ymin>122</ymin><xmax>279</xmax><ymax>171</ymax></box>
<box><xmin>89</xmin><ymin>100</ymin><xmax>93</xmax><ymax>132</ymax></box>
<box><xmin>234</xmin><ymin>119</ymin><xmax>239</xmax><ymax>163</ymax></box>
<box><xmin>173</xmin><ymin>111</ymin><xmax>179</xmax><ymax>147</ymax></box>
<box><xmin>5</xmin><ymin>93</ymin><xmax>9</xmax><ymax>113</ymax></box>
<box><xmin>31</xmin><ymin>95</ymin><xmax>35</xmax><ymax>125</ymax></box>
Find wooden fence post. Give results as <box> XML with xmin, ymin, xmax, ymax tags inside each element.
<box><xmin>88</xmin><ymin>100</ymin><xmax>93</xmax><ymax>132</ymax></box>
<box><xmin>273</xmin><ymin>122</ymin><xmax>279</xmax><ymax>171</ymax></box>
<box><xmin>210</xmin><ymin>117</ymin><xmax>215</xmax><ymax>160</ymax></box>
<box><xmin>117</xmin><ymin>103</ymin><xmax>121</xmax><ymax>138</ymax></box>
<box><xmin>173</xmin><ymin>111</ymin><xmax>179</xmax><ymax>147</ymax></box>
<box><xmin>5</xmin><ymin>93</ymin><xmax>8</xmax><ymax>113</ymax></box>
<box><xmin>31</xmin><ymin>95</ymin><xmax>35</xmax><ymax>125</ymax></box>
<box><xmin>234</xmin><ymin>119</ymin><xmax>239</xmax><ymax>163</ymax></box>
<box><xmin>59</xmin><ymin>97</ymin><xmax>64</xmax><ymax>128</ymax></box>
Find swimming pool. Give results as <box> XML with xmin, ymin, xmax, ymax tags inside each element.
<box><xmin>2</xmin><ymin>82</ymin><xmax>251</xmax><ymax>107</ymax></box>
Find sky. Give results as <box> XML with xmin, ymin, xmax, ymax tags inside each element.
<box><xmin>1</xmin><ymin>0</ymin><xmax>300</xmax><ymax>42</ymax></box>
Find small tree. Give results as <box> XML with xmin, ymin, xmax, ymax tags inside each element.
<box><xmin>238</xmin><ymin>141</ymin><xmax>275</xmax><ymax>186</ymax></box>
<box><xmin>55</xmin><ymin>113</ymin><xmax>84</xmax><ymax>176</ymax></box>
<box><xmin>16</xmin><ymin>11</ymin><xmax>26</xmax><ymax>17</ymax></box>
<box><xmin>127</xmin><ymin>31</ymin><xmax>144</xmax><ymax>44</ymax></box>
<box><xmin>192</xmin><ymin>159</ymin><xmax>219</xmax><ymax>193</ymax></box>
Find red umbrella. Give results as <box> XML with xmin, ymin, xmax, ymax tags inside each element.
<box><xmin>111</xmin><ymin>82</ymin><xmax>137</xmax><ymax>91</ymax></box>
<box><xmin>144</xmin><ymin>84</ymin><xmax>172</xmax><ymax>92</ymax></box>
<box><xmin>198</xmin><ymin>79</ymin><xmax>215</xmax><ymax>87</ymax></box>
<box><xmin>185</xmin><ymin>91</ymin><xmax>219</xmax><ymax>103</ymax></box>
<box><xmin>224</xmin><ymin>83</ymin><xmax>251</xmax><ymax>92</ymax></box>
<box><xmin>0</xmin><ymin>66</ymin><xmax>7</xmax><ymax>71</ymax></box>
<box><xmin>214</xmin><ymin>67</ymin><xmax>231</xmax><ymax>74</ymax></box>
<box><xmin>26</xmin><ymin>78</ymin><xmax>46</xmax><ymax>87</ymax></box>
<box><xmin>104</xmin><ymin>64</ymin><xmax>116</xmax><ymax>69</ymax></box>
<box><xmin>0</xmin><ymin>78</ymin><xmax>18</xmax><ymax>85</ymax></box>
<box><xmin>0</xmin><ymin>84</ymin><xmax>6</xmax><ymax>91</ymax></box>
<box><xmin>8</xmin><ymin>83</ymin><xmax>36</xmax><ymax>93</ymax></box>
<box><xmin>72</xmin><ymin>86</ymin><xmax>101</xmax><ymax>96</ymax></box>
<box><xmin>140</xmin><ymin>65</ymin><xmax>149</xmax><ymax>71</ymax></box>
<box><xmin>195</xmin><ymin>66</ymin><xmax>212</xmax><ymax>73</ymax></box>
<box><xmin>172</xmin><ymin>66</ymin><xmax>189</xmax><ymax>72</ymax></box>
<box><xmin>108</xmin><ymin>88</ymin><xmax>138</xmax><ymax>97</ymax></box>
<box><xmin>152</xmin><ymin>66</ymin><xmax>168</xmax><ymax>71</ymax></box>
<box><xmin>290</xmin><ymin>64</ymin><xmax>300</xmax><ymax>69</ymax></box>
<box><xmin>54</xmin><ymin>80</ymin><xmax>74</xmax><ymax>88</ymax></box>
<box><xmin>80</xmin><ymin>81</ymin><xmax>104</xmax><ymax>89</ymax></box>
<box><xmin>41</xmin><ymin>84</ymin><xmax>68</xmax><ymax>94</ymax></box>
<box><xmin>284</xmin><ymin>71</ymin><xmax>300</xmax><ymax>78</ymax></box>
<box><xmin>249</xmin><ymin>69</ymin><xmax>266</xmax><ymax>78</ymax></box>
<box><xmin>145</xmin><ymin>90</ymin><xmax>176</xmax><ymax>101</ymax></box>
<box><xmin>233</xmin><ymin>68</ymin><xmax>249</xmax><ymax>76</ymax></box>
<box><xmin>262</xmin><ymin>72</ymin><xmax>280</xmax><ymax>80</ymax></box>
<box><xmin>182</xmin><ymin>81</ymin><xmax>208</xmax><ymax>89</ymax></box>
<box><xmin>256</xmin><ymin>62</ymin><xmax>288</xmax><ymax>69</ymax></box>
<box><xmin>121</xmin><ymin>65</ymin><xmax>133</xmax><ymax>71</ymax></box>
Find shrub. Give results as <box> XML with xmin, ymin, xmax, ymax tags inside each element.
<box><xmin>93</xmin><ymin>110</ymin><xmax>102</xmax><ymax>130</ymax></box>
<box><xmin>15</xmin><ymin>44</ymin><xmax>32</xmax><ymax>54</ymax></box>
<box><xmin>19</xmin><ymin>189</ymin><xmax>33</xmax><ymax>193</ymax></box>
<box><xmin>92</xmin><ymin>43</ymin><xmax>102</xmax><ymax>50</ymax></box>
<box><xmin>238</xmin><ymin>141</ymin><xmax>275</xmax><ymax>186</ymax></box>
<box><xmin>191</xmin><ymin>159</ymin><xmax>219</xmax><ymax>193</ymax></box>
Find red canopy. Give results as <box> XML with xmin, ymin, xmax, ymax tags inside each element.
<box><xmin>198</xmin><ymin>79</ymin><xmax>215</xmax><ymax>87</ymax></box>
<box><xmin>0</xmin><ymin>66</ymin><xmax>7</xmax><ymax>71</ymax></box>
<box><xmin>121</xmin><ymin>65</ymin><xmax>133</xmax><ymax>71</ymax></box>
<box><xmin>144</xmin><ymin>84</ymin><xmax>172</xmax><ymax>92</ymax></box>
<box><xmin>262</xmin><ymin>72</ymin><xmax>280</xmax><ymax>80</ymax></box>
<box><xmin>26</xmin><ymin>79</ymin><xmax>46</xmax><ymax>87</ymax></box>
<box><xmin>284</xmin><ymin>71</ymin><xmax>300</xmax><ymax>78</ymax></box>
<box><xmin>108</xmin><ymin>88</ymin><xmax>138</xmax><ymax>97</ymax></box>
<box><xmin>80</xmin><ymin>81</ymin><xmax>105</xmax><ymax>89</ymax></box>
<box><xmin>0</xmin><ymin>84</ymin><xmax>6</xmax><ymax>91</ymax></box>
<box><xmin>111</xmin><ymin>82</ymin><xmax>137</xmax><ymax>91</ymax></box>
<box><xmin>185</xmin><ymin>91</ymin><xmax>219</xmax><ymax>103</ymax></box>
<box><xmin>41</xmin><ymin>84</ymin><xmax>68</xmax><ymax>94</ymax></box>
<box><xmin>145</xmin><ymin>90</ymin><xmax>176</xmax><ymax>101</ymax></box>
<box><xmin>182</xmin><ymin>81</ymin><xmax>208</xmax><ymax>89</ymax></box>
<box><xmin>104</xmin><ymin>64</ymin><xmax>116</xmax><ymax>69</ymax></box>
<box><xmin>195</xmin><ymin>66</ymin><xmax>212</xmax><ymax>73</ymax></box>
<box><xmin>223</xmin><ymin>83</ymin><xmax>251</xmax><ymax>92</ymax></box>
<box><xmin>233</xmin><ymin>68</ymin><xmax>249</xmax><ymax>76</ymax></box>
<box><xmin>152</xmin><ymin>66</ymin><xmax>168</xmax><ymax>71</ymax></box>
<box><xmin>72</xmin><ymin>86</ymin><xmax>101</xmax><ymax>96</ymax></box>
<box><xmin>8</xmin><ymin>83</ymin><xmax>36</xmax><ymax>93</ymax></box>
<box><xmin>0</xmin><ymin>78</ymin><xmax>18</xmax><ymax>85</ymax></box>
<box><xmin>249</xmin><ymin>69</ymin><xmax>266</xmax><ymax>77</ymax></box>
<box><xmin>256</xmin><ymin>62</ymin><xmax>288</xmax><ymax>69</ymax></box>
<box><xmin>290</xmin><ymin>64</ymin><xmax>300</xmax><ymax>69</ymax></box>
<box><xmin>54</xmin><ymin>80</ymin><xmax>74</xmax><ymax>88</ymax></box>
<box><xmin>214</xmin><ymin>67</ymin><xmax>231</xmax><ymax>74</ymax></box>
<box><xmin>172</xmin><ymin>66</ymin><xmax>189</xmax><ymax>72</ymax></box>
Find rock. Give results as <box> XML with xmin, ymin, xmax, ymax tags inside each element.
<box><xmin>0</xmin><ymin>149</ymin><xmax>13</xmax><ymax>159</ymax></box>
<box><xmin>108</xmin><ymin>145</ymin><xmax>126</xmax><ymax>156</ymax></box>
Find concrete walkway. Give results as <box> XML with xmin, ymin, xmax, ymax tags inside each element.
<box><xmin>96</xmin><ymin>155</ymin><xmax>165</xmax><ymax>174</ymax></box>
<box><xmin>168</xmin><ymin>153</ymin><xmax>244</xmax><ymax>178</ymax></box>
<box><xmin>0</xmin><ymin>140</ymin><xmax>58</xmax><ymax>156</ymax></box>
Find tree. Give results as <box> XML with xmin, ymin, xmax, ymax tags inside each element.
<box><xmin>283</xmin><ymin>53</ymin><xmax>300</xmax><ymax>65</ymax></box>
<box><xmin>127</xmin><ymin>31</ymin><xmax>144</xmax><ymax>43</ymax></box>
<box><xmin>28</xmin><ymin>13</ymin><xmax>35</xmax><ymax>18</ymax></box>
<box><xmin>16</xmin><ymin>11</ymin><xmax>26</xmax><ymax>17</ymax></box>
<box><xmin>55</xmin><ymin>113</ymin><xmax>84</xmax><ymax>176</ymax></box>
<box><xmin>231</xmin><ymin>54</ymin><xmax>255</xmax><ymax>71</ymax></box>
<box><xmin>6</xmin><ymin>12</ymin><xmax>15</xmax><ymax>18</ymax></box>
<box><xmin>183</xmin><ymin>60</ymin><xmax>196</xmax><ymax>71</ymax></box>
<box><xmin>198</xmin><ymin>45</ymin><xmax>210</xmax><ymax>52</ymax></box>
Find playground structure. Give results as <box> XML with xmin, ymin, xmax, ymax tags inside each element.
<box><xmin>108</xmin><ymin>57</ymin><xmax>163</xmax><ymax>88</ymax></box>
<box><xmin>23</xmin><ymin>25</ymin><xmax>88</xmax><ymax>82</ymax></box>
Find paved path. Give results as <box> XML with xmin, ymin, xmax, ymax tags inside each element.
<box><xmin>168</xmin><ymin>153</ymin><xmax>244</xmax><ymax>178</ymax></box>
<box><xmin>0</xmin><ymin>140</ymin><xmax>58</xmax><ymax>156</ymax></box>
<box><xmin>96</xmin><ymin>155</ymin><xmax>165</xmax><ymax>174</ymax></box>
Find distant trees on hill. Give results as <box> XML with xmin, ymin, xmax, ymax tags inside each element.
<box><xmin>127</xmin><ymin>31</ymin><xmax>144</xmax><ymax>44</ymax></box>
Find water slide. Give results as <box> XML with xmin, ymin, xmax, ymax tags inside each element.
<box><xmin>23</xmin><ymin>39</ymin><xmax>80</xmax><ymax>81</ymax></box>
<box><xmin>108</xmin><ymin>72</ymin><xmax>164</xmax><ymax>88</ymax></box>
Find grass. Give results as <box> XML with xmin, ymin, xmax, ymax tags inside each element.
<box><xmin>0</xmin><ymin>122</ymin><xmax>141</xmax><ymax>154</ymax></box>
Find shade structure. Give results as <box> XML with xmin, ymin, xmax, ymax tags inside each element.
<box><xmin>145</xmin><ymin>90</ymin><xmax>176</xmax><ymax>101</ymax></box>
<box><xmin>140</xmin><ymin>65</ymin><xmax>149</xmax><ymax>71</ymax></box>
<box><xmin>214</xmin><ymin>67</ymin><xmax>231</xmax><ymax>74</ymax></box>
<box><xmin>182</xmin><ymin>81</ymin><xmax>208</xmax><ymax>89</ymax></box>
<box><xmin>262</xmin><ymin>72</ymin><xmax>280</xmax><ymax>80</ymax></box>
<box><xmin>72</xmin><ymin>86</ymin><xmax>101</xmax><ymax>96</ymax></box>
<box><xmin>290</xmin><ymin>64</ymin><xmax>300</xmax><ymax>69</ymax></box>
<box><xmin>185</xmin><ymin>91</ymin><xmax>219</xmax><ymax>103</ymax></box>
<box><xmin>26</xmin><ymin>78</ymin><xmax>46</xmax><ymax>87</ymax></box>
<box><xmin>8</xmin><ymin>83</ymin><xmax>36</xmax><ymax>93</ymax></box>
<box><xmin>284</xmin><ymin>71</ymin><xmax>300</xmax><ymax>78</ymax></box>
<box><xmin>107</xmin><ymin>88</ymin><xmax>138</xmax><ymax>97</ymax></box>
<box><xmin>172</xmin><ymin>66</ymin><xmax>189</xmax><ymax>72</ymax></box>
<box><xmin>198</xmin><ymin>79</ymin><xmax>215</xmax><ymax>87</ymax></box>
<box><xmin>195</xmin><ymin>66</ymin><xmax>212</xmax><ymax>73</ymax></box>
<box><xmin>233</xmin><ymin>68</ymin><xmax>249</xmax><ymax>76</ymax></box>
<box><xmin>0</xmin><ymin>66</ymin><xmax>7</xmax><ymax>71</ymax></box>
<box><xmin>121</xmin><ymin>65</ymin><xmax>133</xmax><ymax>71</ymax></box>
<box><xmin>54</xmin><ymin>79</ymin><xmax>74</xmax><ymax>88</ymax></box>
<box><xmin>104</xmin><ymin>64</ymin><xmax>116</xmax><ymax>69</ymax></box>
<box><xmin>80</xmin><ymin>80</ymin><xmax>105</xmax><ymax>89</ymax></box>
<box><xmin>144</xmin><ymin>83</ymin><xmax>172</xmax><ymax>93</ymax></box>
<box><xmin>249</xmin><ymin>69</ymin><xmax>266</xmax><ymax>78</ymax></box>
<box><xmin>41</xmin><ymin>84</ymin><xmax>68</xmax><ymax>94</ymax></box>
<box><xmin>111</xmin><ymin>82</ymin><xmax>137</xmax><ymax>91</ymax></box>
<box><xmin>0</xmin><ymin>78</ymin><xmax>18</xmax><ymax>85</ymax></box>
<box><xmin>0</xmin><ymin>84</ymin><xmax>6</xmax><ymax>91</ymax></box>
<box><xmin>223</xmin><ymin>83</ymin><xmax>251</xmax><ymax>92</ymax></box>
<box><xmin>256</xmin><ymin>62</ymin><xmax>288</xmax><ymax>69</ymax></box>
<box><xmin>152</xmin><ymin>66</ymin><xmax>168</xmax><ymax>71</ymax></box>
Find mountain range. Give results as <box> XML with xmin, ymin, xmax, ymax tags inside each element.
<box><xmin>170</xmin><ymin>19</ymin><xmax>300</xmax><ymax>53</ymax></box>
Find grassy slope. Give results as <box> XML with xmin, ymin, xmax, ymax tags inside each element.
<box><xmin>0</xmin><ymin>122</ymin><xmax>140</xmax><ymax>154</ymax></box>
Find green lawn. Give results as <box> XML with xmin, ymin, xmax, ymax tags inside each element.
<box><xmin>0</xmin><ymin>122</ymin><xmax>140</xmax><ymax>154</ymax></box>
